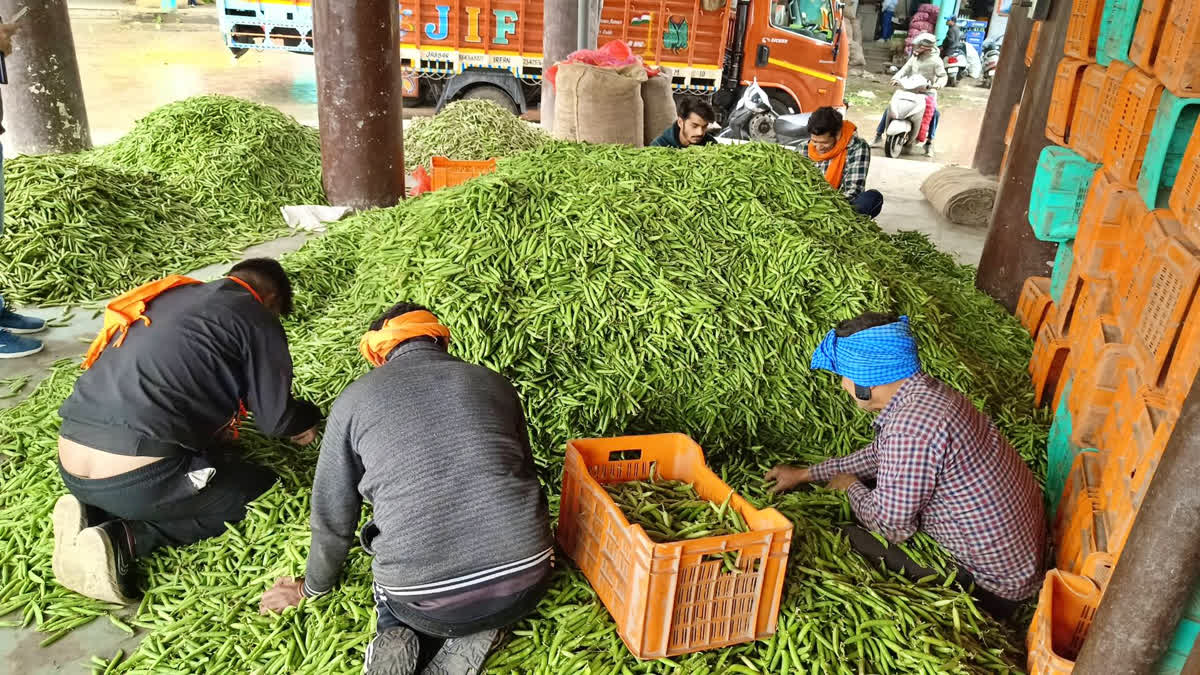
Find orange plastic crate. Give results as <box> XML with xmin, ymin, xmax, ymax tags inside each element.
<box><xmin>1027</xmin><ymin>21</ymin><xmax>1042</xmax><ymax>67</ymax></box>
<box><xmin>557</xmin><ymin>434</ymin><xmax>793</xmax><ymax>659</ymax></box>
<box><xmin>1018</xmin><ymin>277</ymin><xmax>1054</xmax><ymax>338</ymax></box>
<box><xmin>1154</xmin><ymin>0</ymin><xmax>1200</xmax><ymax>96</ymax></box>
<box><xmin>1065</xmin><ymin>0</ymin><xmax>1106</xmax><ymax>60</ymax></box>
<box><xmin>1130</xmin><ymin>0</ymin><xmax>1174</xmax><ymax>73</ymax></box>
<box><xmin>429</xmin><ymin>157</ymin><xmax>498</xmax><ymax>191</ymax></box>
<box><xmin>1161</xmin><ymin>290</ymin><xmax>1200</xmax><ymax>408</ymax></box>
<box><xmin>1104</xmin><ymin>68</ymin><xmax>1166</xmax><ymax>186</ymax></box>
<box><xmin>1117</xmin><ymin>210</ymin><xmax>1200</xmax><ymax>388</ymax></box>
<box><xmin>1075</xmin><ymin>62</ymin><xmax>1128</xmax><ymax>163</ymax></box>
<box><xmin>1047</xmin><ymin>59</ymin><xmax>1091</xmax><ymax>145</ymax></box>
<box><xmin>1031</xmin><ymin>323</ymin><xmax>1071</xmax><ymax>408</ymax></box>
<box><xmin>1067</xmin><ymin>320</ymin><xmax>1131</xmax><ymax>448</ymax></box>
<box><xmin>1169</xmin><ymin>116</ymin><xmax>1200</xmax><ymax>226</ymax></box>
<box><xmin>1027</xmin><ymin>570</ymin><xmax>1101</xmax><ymax>674</ymax></box>
<box><xmin>1069</xmin><ymin>66</ymin><xmax>1108</xmax><ymax>162</ymax></box>
<box><xmin>1081</xmin><ymin>552</ymin><xmax>1116</xmax><ymax>593</ymax></box>
<box><xmin>1075</xmin><ymin>170</ymin><xmax>1142</xmax><ymax>284</ymax></box>
<box><xmin>1054</xmin><ymin>453</ymin><xmax>1107</xmax><ymax>576</ymax></box>
<box><xmin>1050</xmin><ymin>269</ymin><xmax>1088</xmax><ymax>339</ymax></box>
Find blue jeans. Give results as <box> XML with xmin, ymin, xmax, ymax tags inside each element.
<box><xmin>876</xmin><ymin>108</ymin><xmax>939</xmax><ymax>142</ymax></box>
<box><xmin>851</xmin><ymin>189</ymin><xmax>884</xmax><ymax>217</ymax></box>
<box><xmin>880</xmin><ymin>9</ymin><xmax>894</xmax><ymax>39</ymax></box>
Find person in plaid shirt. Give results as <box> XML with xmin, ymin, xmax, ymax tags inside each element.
<box><xmin>798</xmin><ymin>107</ymin><xmax>883</xmax><ymax>218</ymax></box>
<box><xmin>766</xmin><ymin>312</ymin><xmax>1045</xmax><ymax>618</ymax></box>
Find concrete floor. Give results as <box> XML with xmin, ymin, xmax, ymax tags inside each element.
<box><xmin>0</xmin><ymin>12</ymin><xmax>991</xmax><ymax>671</ymax></box>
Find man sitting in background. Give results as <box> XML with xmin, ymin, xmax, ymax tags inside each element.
<box><xmin>765</xmin><ymin>312</ymin><xmax>1045</xmax><ymax>618</ymax></box>
<box><xmin>799</xmin><ymin>107</ymin><xmax>883</xmax><ymax>218</ymax></box>
<box><xmin>52</xmin><ymin>258</ymin><xmax>320</xmax><ymax>605</ymax></box>
<box><xmin>260</xmin><ymin>304</ymin><xmax>553</xmax><ymax>675</ymax></box>
<box><xmin>650</xmin><ymin>97</ymin><xmax>717</xmax><ymax>148</ymax></box>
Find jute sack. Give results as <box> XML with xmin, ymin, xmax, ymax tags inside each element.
<box><xmin>641</xmin><ymin>68</ymin><xmax>677</xmax><ymax>146</ymax></box>
<box><xmin>554</xmin><ymin>62</ymin><xmax>645</xmax><ymax>146</ymax></box>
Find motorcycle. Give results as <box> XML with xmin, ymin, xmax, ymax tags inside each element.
<box><xmin>944</xmin><ymin>42</ymin><xmax>968</xmax><ymax>87</ymax></box>
<box><xmin>882</xmin><ymin>74</ymin><xmax>931</xmax><ymax>159</ymax></box>
<box><xmin>981</xmin><ymin>39</ymin><xmax>1001</xmax><ymax>89</ymax></box>
<box><xmin>717</xmin><ymin>81</ymin><xmax>812</xmax><ymax>149</ymax></box>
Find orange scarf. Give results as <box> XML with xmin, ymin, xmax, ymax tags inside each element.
<box><xmin>82</xmin><ymin>275</ymin><xmax>202</xmax><ymax>369</ymax></box>
<box><xmin>82</xmin><ymin>275</ymin><xmax>266</xmax><ymax>370</ymax></box>
<box><xmin>358</xmin><ymin>310</ymin><xmax>451</xmax><ymax>366</ymax></box>
<box><xmin>808</xmin><ymin>121</ymin><xmax>858</xmax><ymax>190</ymax></box>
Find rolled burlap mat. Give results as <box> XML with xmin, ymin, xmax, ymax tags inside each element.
<box><xmin>920</xmin><ymin>166</ymin><xmax>999</xmax><ymax>226</ymax></box>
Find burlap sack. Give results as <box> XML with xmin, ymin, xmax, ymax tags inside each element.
<box><xmin>554</xmin><ymin>62</ymin><xmax>645</xmax><ymax>146</ymax></box>
<box><xmin>641</xmin><ymin>68</ymin><xmax>677</xmax><ymax>146</ymax></box>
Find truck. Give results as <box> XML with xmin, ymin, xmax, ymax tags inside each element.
<box><xmin>216</xmin><ymin>0</ymin><xmax>847</xmax><ymax>119</ymax></box>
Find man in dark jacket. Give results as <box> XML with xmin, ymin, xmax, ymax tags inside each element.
<box><xmin>942</xmin><ymin>17</ymin><xmax>963</xmax><ymax>57</ymax></box>
<box><xmin>52</xmin><ymin>258</ymin><xmax>320</xmax><ymax>605</ymax></box>
<box><xmin>259</xmin><ymin>303</ymin><xmax>553</xmax><ymax>675</ymax></box>
<box><xmin>650</xmin><ymin>97</ymin><xmax>717</xmax><ymax>148</ymax></box>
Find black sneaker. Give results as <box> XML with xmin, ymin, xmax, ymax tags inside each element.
<box><xmin>72</xmin><ymin>521</ymin><xmax>139</xmax><ymax>604</ymax></box>
<box><xmin>422</xmin><ymin>629</ymin><xmax>502</xmax><ymax>675</ymax></box>
<box><xmin>365</xmin><ymin>626</ymin><xmax>420</xmax><ymax>675</ymax></box>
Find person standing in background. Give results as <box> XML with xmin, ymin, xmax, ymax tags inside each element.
<box><xmin>877</xmin><ymin>0</ymin><xmax>898</xmax><ymax>41</ymax></box>
<box><xmin>0</xmin><ymin>18</ymin><xmax>48</xmax><ymax>359</ymax></box>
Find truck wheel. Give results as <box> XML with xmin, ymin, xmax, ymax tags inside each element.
<box><xmin>458</xmin><ymin>85</ymin><xmax>519</xmax><ymax>114</ymax></box>
<box><xmin>884</xmin><ymin>134</ymin><xmax>905</xmax><ymax>158</ymax></box>
<box><xmin>766</xmin><ymin>89</ymin><xmax>798</xmax><ymax>115</ymax></box>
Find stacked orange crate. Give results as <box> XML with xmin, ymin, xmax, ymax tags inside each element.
<box><xmin>1030</xmin><ymin>5</ymin><xmax>1200</xmax><ymax>668</ymax></box>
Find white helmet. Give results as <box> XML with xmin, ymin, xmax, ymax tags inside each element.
<box><xmin>913</xmin><ymin>32</ymin><xmax>937</xmax><ymax>47</ymax></box>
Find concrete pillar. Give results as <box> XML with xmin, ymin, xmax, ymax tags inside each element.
<box><xmin>313</xmin><ymin>0</ymin><xmax>405</xmax><ymax>209</ymax></box>
<box><xmin>0</xmin><ymin>0</ymin><xmax>91</xmax><ymax>154</ymax></box>
<box><xmin>972</xmin><ymin>10</ymin><xmax>1031</xmax><ymax>177</ymax></box>
<box><xmin>973</xmin><ymin>0</ymin><xmax>1064</xmax><ymax>311</ymax></box>
<box><xmin>1073</xmin><ymin>379</ymin><xmax>1200</xmax><ymax>673</ymax></box>
<box><xmin>541</xmin><ymin>0</ymin><xmax>579</xmax><ymax>131</ymax></box>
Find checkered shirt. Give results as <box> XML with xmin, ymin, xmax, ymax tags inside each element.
<box><xmin>800</xmin><ymin>134</ymin><xmax>872</xmax><ymax>200</ymax></box>
<box><xmin>810</xmin><ymin>373</ymin><xmax>1046</xmax><ymax>600</ymax></box>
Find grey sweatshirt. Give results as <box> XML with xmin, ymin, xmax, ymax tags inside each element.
<box><xmin>302</xmin><ymin>339</ymin><xmax>553</xmax><ymax>597</ymax></box>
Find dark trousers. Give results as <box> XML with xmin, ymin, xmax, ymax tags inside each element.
<box><xmin>880</xmin><ymin>9</ymin><xmax>894</xmax><ymax>39</ymax></box>
<box><xmin>842</xmin><ymin>525</ymin><xmax>1023</xmax><ymax>620</ymax></box>
<box><xmin>851</xmin><ymin>189</ymin><xmax>884</xmax><ymax>218</ymax></box>
<box><xmin>373</xmin><ymin>569</ymin><xmax>551</xmax><ymax>668</ymax></box>
<box><xmin>59</xmin><ymin>454</ymin><xmax>277</xmax><ymax>558</ymax></box>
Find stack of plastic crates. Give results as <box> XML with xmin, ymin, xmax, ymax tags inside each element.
<box><xmin>1021</xmin><ymin>1</ymin><xmax>1200</xmax><ymax>671</ymax></box>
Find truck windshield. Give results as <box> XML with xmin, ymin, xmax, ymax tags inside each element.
<box><xmin>770</xmin><ymin>0</ymin><xmax>836</xmax><ymax>43</ymax></box>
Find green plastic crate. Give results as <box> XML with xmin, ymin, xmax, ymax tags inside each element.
<box><xmin>1097</xmin><ymin>0</ymin><xmax>1141</xmax><ymax>66</ymax></box>
<box><xmin>1137</xmin><ymin>91</ymin><xmax>1200</xmax><ymax>209</ymax></box>
<box><xmin>1155</xmin><ymin>573</ymin><xmax>1200</xmax><ymax>674</ymax></box>
<box><xmin>1030</xmin><ymin>147</ymin><xmax>1100</xmax><ymax>242</ymax></box>
<box><xmin>1050</xmin><ymin>241</ymin><xmax>1075</xmax><ymax>305</ymax></box>
<box><xmin>1046</xmin><ymin>379</ymin><xmax>1085</xmax><ymax>519</ymax></box>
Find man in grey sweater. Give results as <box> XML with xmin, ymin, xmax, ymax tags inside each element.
<box><xmin>260</xmin><ymin>303</ymin><xmax>553</xmax><ymax>675</ymax></box>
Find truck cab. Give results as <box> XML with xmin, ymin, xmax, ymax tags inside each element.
<box><xmin>216</xmin><ymin>0</ymin><xmax>846</xmax><ymax>120</ymax></box>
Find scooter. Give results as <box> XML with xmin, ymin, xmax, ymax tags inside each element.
<box><xmin>882</xmin><ymin>74</ymin><xmax>931</xmax><ymax>158</ymax></box>
<box><xmin>981</xmin><ymin>39</ymin><xmax>1001</xmax><ymax>89</ymax></box>
<box><xmin>944</xmin><ymin>43</ymin><xmax>968</xmax><ymax>87</ymax></box>
<box><xmin>717</xmin><ymin>81</ymin><xmax>812</xmax><ymax>149</ymax></box>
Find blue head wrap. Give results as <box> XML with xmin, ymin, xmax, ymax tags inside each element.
<box><xmin>809</xmin><ymin>316</ymin><xmax>922</xmax><ymax>387</ymax></box>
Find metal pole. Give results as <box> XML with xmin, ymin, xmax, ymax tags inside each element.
<box><xmin>313</xmin><ymin>0</ymin><xmax>405</xmax><ymax>209</ymax></box>
<box><xmin>1073</xmin><ymin>378</ymin><xmax>1200</xmax><ymax>673</ymax></box>
<box><xmin>541</xmin><ymin>0</ymin><xmax>579</xmax><ymax>131</ymax></box>
<box><xmin>973</xmin><ymin>0</ymin><xmax>1064</xmax><ymax>311</ymax></box>
<box><xmin>971</xmin><ymin>9</ymin><xmax>1032</xmax><ymax>177</ymax></box>
<box><xmin>0</xmin><ymin>0</ymin><xmax>90</xmax><ymax>154</ymax></box>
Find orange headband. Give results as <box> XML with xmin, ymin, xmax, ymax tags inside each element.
<box><xmin>358</xmin><ymin>310</ymin><xmax>451</xmax><ymax>366</ymax></box>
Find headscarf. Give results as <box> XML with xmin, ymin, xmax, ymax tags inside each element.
<box><xmin>358</xmin><ymin>310</ymin><xmax>451</xmax><ymax>367</ymax></box>
<box><xmin>809</xmin><ymin>316</ymin><xmax>921</xmax><ymax>387</ymax></box>
<box><xmin>808</xmin><ymin>120</ymin><xmax>858</xmax><ymax>190</ymax></box>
